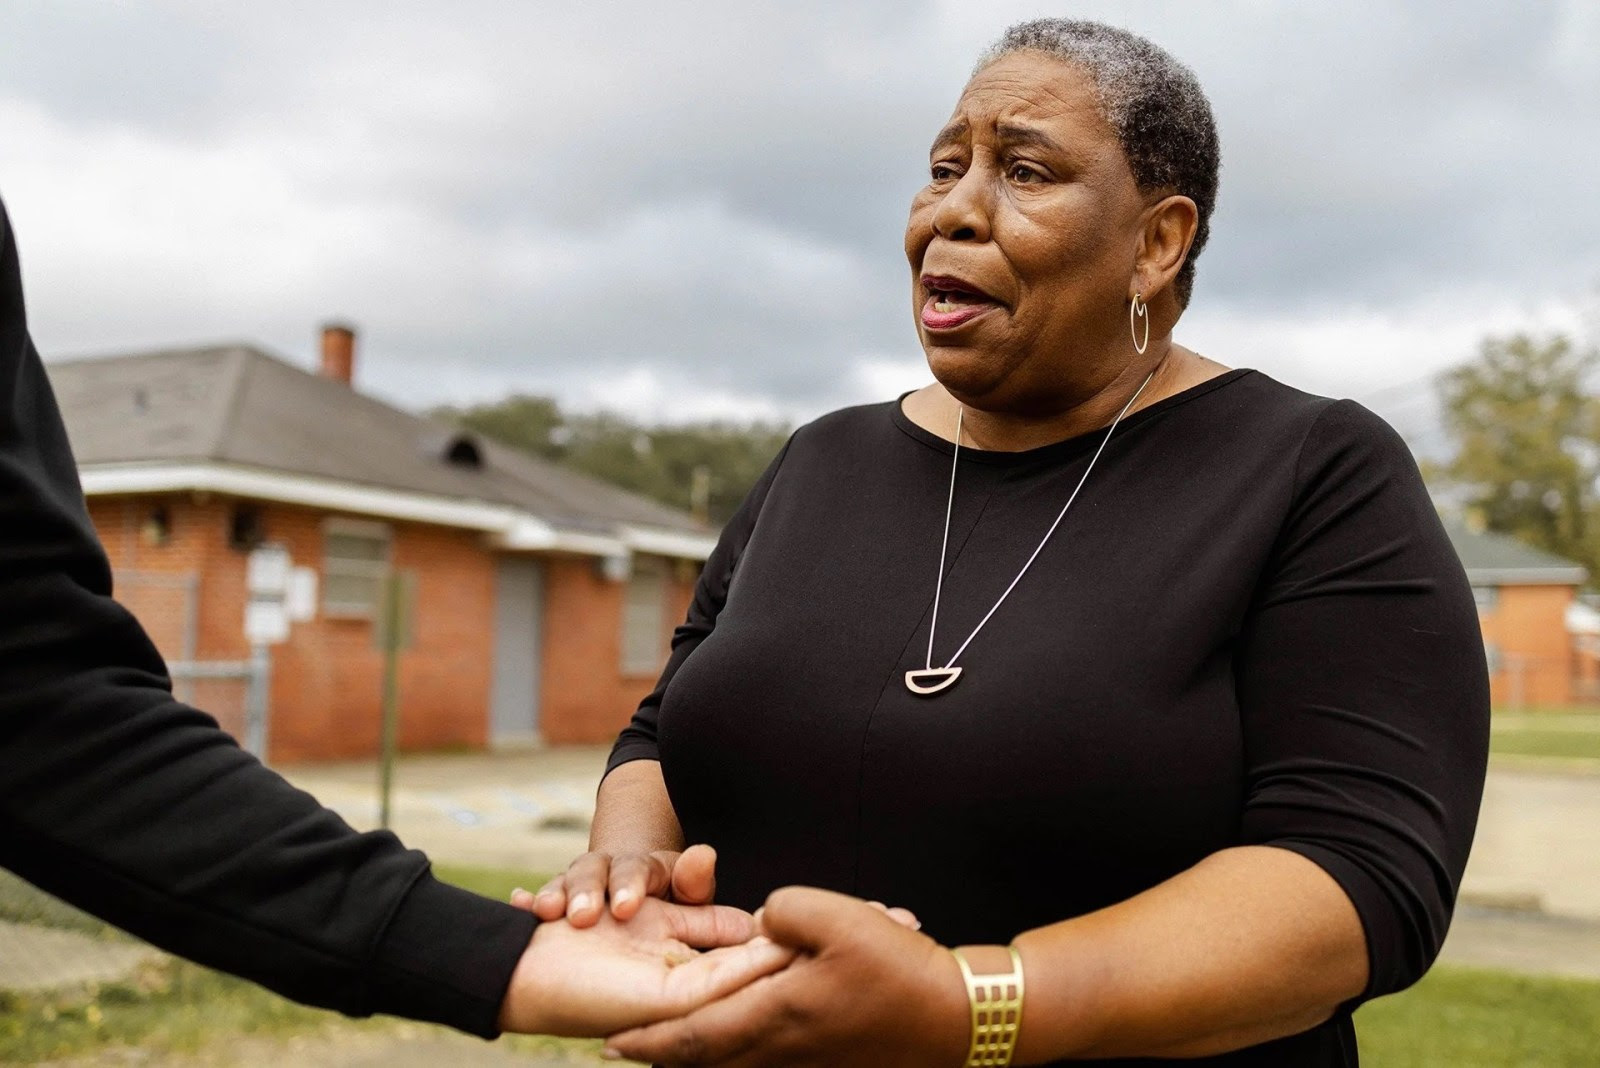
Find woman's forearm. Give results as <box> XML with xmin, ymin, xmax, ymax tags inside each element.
<box><xmin>589</xmin><ymin>759</ymin><xmax>684</xmax><ymax>855</ymax></box>
<box><xmin>1005</xmin><ymin>845</ymin><xmax>1368</xmax><ymax>1063</ymax></box>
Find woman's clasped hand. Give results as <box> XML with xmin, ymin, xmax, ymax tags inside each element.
<box><xmin>509</xmin><ymin>844</ymin><xmax>951</xmax><ymax>1066</ymax></box>
<box><xmin>513</xmin><ymin>873</ymin><xmax>973</xmax><ymax>1067</ymax></box>
<box><xmin>605</xmin><ymin>887</ymin><xmax>971</xmax><ymax>1067</ymax></box>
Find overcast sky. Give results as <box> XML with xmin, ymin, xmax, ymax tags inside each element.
<box><xmin>3</xmin><ymin>1</ymin><xmax>1596</xmax><ymax>451</ymax></box>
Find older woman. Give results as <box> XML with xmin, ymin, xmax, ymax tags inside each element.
<box><xmin>531</xmin><ymin>18</ymin><xmax>1488</xmax><ymax>1067</ymax></box>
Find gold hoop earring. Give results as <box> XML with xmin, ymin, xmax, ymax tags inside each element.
<box><xmin>1130</xmin><ymin>293</ymin><xmax>1149</xmax><ymax>355</ymax></box>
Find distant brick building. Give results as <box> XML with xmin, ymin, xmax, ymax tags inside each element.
<box><xmin>1443</xmin><ymin>519</ymin><xmax>1588</xmax><ymax>708</ymax></box>
<box><xmin>48</xmin><ymin>329</ymin><xmax>715</xmax><ymax>762</ymax></box>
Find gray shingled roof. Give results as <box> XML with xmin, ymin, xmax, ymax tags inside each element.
<box><xmin>1441</xmin><ymin>518</ymin><xmax>1588</xmax><ymax>585</ymax></box>
<box><xmin>46</xmin><ymin>344</ymin><xmax>706</xmax><ymax>536</ymax></box>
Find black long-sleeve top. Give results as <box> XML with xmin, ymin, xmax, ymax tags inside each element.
<box><xmin>611</xmin><ymin>370</ymin><xmax>1491</xmax><ymax>1066</ymax></box>
<box><xmin>0</xmin><ymin>198</ymin><xmax>535</xmax><ymax>1037</ymax></box>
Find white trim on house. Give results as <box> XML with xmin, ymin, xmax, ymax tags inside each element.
<box><xmin>493</xmin><ymin>521</ymin><xmax>628</xmax><ymax>558</ymax></box>
<box><xmin>77</xmin><ymin>461</ymin><xmax>714</xmax><ymax>562</ymax></box>
<box><xmin>494</xmin><ymin>516</ymin><xmax>564</xmax><ymax>552</ymax></box>
<box><xmin>80</xmin><ymin>461</ymin><xmax>519</xmax><ymax>531</ymax></box>
<box><xmin>621</xmin><ymin>525</ymin><xmax>720</xmax><ymax>561</ymax></box>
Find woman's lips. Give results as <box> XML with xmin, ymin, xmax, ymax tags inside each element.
<box><xmin>921</xmin><ymin>292</ymin><xmax>996</xmax><ymax>330</ymax></box>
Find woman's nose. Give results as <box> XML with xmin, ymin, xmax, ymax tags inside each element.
<box><xmin>931</xmin><ymin>168</ymin><xmax>993</xmax><ymax>243</ymax></box>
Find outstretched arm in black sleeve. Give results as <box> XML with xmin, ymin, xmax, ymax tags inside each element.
<box><xmin>0</xmin><ymin>198</ymin><xmax>789</xmax><ymax>1039</ymax></box>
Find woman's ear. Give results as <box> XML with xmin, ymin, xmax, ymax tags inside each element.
<box><xmin>1133</xmin><ymin>194</ymin><xmax>1199</xmax><ymax>302</ymax></box>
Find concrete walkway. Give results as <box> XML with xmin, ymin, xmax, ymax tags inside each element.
<box><xmin>0</xmin><ymin>920</ymin><xmax>165</xmax><ymax>994</ymax></box>
<box><xmin>1461</xmin><ymin>759</ymin><xmax>1600</xmax><ymax>920</ymax></box>
<box><xmin>279</xmin><ymin>748</ymin><xmax>609</xmax><ymax>874</ymax></box>
<box><xmin>279</xmin><ymin>749</ymin><xmax>1600</xmax><ymax>919</ymax></box>
<box><xmin>1440</xmin><ymin>905</ymin><xmax>1600</xmax><ymax>981</ymax></box>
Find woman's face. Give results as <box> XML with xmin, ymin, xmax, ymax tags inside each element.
<box><xmin>905</xmin><ymin>52</ymin><xmax>1149</xmax><ymax>410</ymax></box>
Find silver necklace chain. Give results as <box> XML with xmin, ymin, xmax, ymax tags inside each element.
<box><xmin>910</xmin><ymin>370</ymin><xmax>1157</xmax><ymax>695</ymax></box>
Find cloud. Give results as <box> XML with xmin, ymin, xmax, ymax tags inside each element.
<box><xmin>2</xmin><ymin>0</ymin><xmax>1595</xmax><ymax>430</ymax></box>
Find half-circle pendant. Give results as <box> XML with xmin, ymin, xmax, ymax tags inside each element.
<box><xmin>905</xmin><ymin>667</ymin><xmax>963</xmax><ymax>696</ymax></box>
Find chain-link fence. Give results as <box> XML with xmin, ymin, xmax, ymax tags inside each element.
<box><xmin>114</xmin><ymin>570</ymin><xmax>268</xmax><ymax>755</ymax></box>
<box><xmin>112</xmin><ymin>571</ymin><xmax>198</xmax><ymax>699</ymax></box>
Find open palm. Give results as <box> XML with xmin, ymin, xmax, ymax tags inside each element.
<box><xmin>499</xmin><ymin>896</ymin><xmax>795</xmax><ymax>1037</ymax></box>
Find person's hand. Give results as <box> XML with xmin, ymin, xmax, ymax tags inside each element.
<box><xmin>510</xmin><ymin>848</ymin><xmax>919</xmax><ymax>933</ymax></box>
<box><xmin>497</xmin><ymin>896</ymin><xmax>795</xmax><ymax>1037</ymax></box>
<box><xmin>603</xmin><ymin>887</ymin><xmax>968</xmax><ymax>1067</ymax></box>
<box><xmin>517</xmin><ymin>843</ymin><xmax>719</xmax><ymax>927</ymax></box>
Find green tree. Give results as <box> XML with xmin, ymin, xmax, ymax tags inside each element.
<box><xmin>634</xmin><ymin>421</ymin><xmax>792</xmax><ymax>524</ymax></box>
<box><xmin>553</xmin><ymin>414</ymin><xmax>791</xmax><ymax>525</ymax></box>
<box><xmin>432</xmin><ymin>395</ymin><xmax>789</xmax><ymax>526</ymax></box>
<box><xmin>1437</xmin><ymin>332</ymin><xmax>1600</xmax><ymax>575</ymax></box>
<box><xmin>433</xmin><ymin>394</ymin><xmax>568</xmax><ymax>460</ymax></box>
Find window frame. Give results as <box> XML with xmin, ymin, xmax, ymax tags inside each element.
<box><xmin>321</xmin><ymin>516</ymin><xmax>393</xmax><ymax>620</ymax></box>
<box><xmin>619</xmin><ymin>554</ymin><xmax>670</xmax><ymax>677</ymax></box>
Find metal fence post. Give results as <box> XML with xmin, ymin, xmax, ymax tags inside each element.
<box><xmin>244</xmin><ymin>643</ymin><xmax>272</xmax><ymax>760</ymax></box>
<box><xmin>377</xmin><ymin>570</ymin><xmax>412</xmax><ymax>830</ymax></box>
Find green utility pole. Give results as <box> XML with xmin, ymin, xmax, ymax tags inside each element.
<box><xmin>376</xmin><ymin>569</ymin><xmax>415</xmax><ymax>830</ymax></box>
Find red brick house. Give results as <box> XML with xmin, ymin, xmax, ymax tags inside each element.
<box><xmin>1443</xmin><ymin>518</ymin><xmax>1588</xmax><ymax>708</ymax></box>
<box><xmin>47</xmin><ymin>328</ymin><xmax>715</xmax><ymax>762</ymax></box>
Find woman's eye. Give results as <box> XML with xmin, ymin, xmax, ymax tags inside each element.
<box><xmin>1008</xmin><ymin>163</ymin><xmax>1043</xmax><ymax>184</ymax></box>
<box><xmin>930</xmin><ymin>163</ymin><xmax>960</xmax><ymax>181</ymax></box>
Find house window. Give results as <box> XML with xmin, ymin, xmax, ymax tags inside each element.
<box><xmin>1472</xmin><ymin>586</ymin><xmax>1499</xmax><ymax>613</ymax></box>
<box><xmin>621</xmin><ymin>556</ymin><xmax>668</xmax><ymax>676</ymax></box>
<box><xmin>323</xmin><ymin>517</ymin><xmax>391</xmax><ymax>618</ymax></box>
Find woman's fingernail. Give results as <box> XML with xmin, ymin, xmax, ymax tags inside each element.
<box><xmin>613</xmin><ymin>888</ymin><xmax>636</xmax><ymax>907</ymax></box>
<box><xmin>600</xmin><ymin>1048</ymin><xmax>621</xmax><ymax>1060</ymax></box>
<box><xmin>571</xmin><ymin>893</ymin><xmax>595</xmax><ymax>913</ymax></box>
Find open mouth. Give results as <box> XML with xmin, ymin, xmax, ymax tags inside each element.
<box><xmin>920</xmin><ymin>275</ymin><xmax>999</xmax><ymax>330</ymax></box>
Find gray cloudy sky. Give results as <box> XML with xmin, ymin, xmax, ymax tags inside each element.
<box><xmin>2</xmin><ymin>1</ymin><xmax>1596</xmax><ymax>449</ymax></box>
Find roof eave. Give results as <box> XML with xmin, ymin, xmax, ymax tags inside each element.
<box><xmin>620</xmin><ymin>524</ymin><xmax>719</xmax><ymax>561</ymax></box>
<box><xmin>79</xmin><ymin>460</ymin><xmax>515</xmax><ymax>532</ymax></box>
<box><xmin>77</xmin><ymin>460</ymin><xmax>713</xmax><ymax>561</ymax></box>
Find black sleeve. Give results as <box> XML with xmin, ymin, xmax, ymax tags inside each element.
<box><xmin>1235</xmin><ymin>399</ymin><xmax>1491</xmax><ymax>1001</ymax></box>
<box><xmin>0</xmin><ymin>198</ymin><xmax>534</xmax><ymax>1037</ymax></box>
<box><xmin>606</xmin><ymin>436</ymin><xmax>793</xmax><ymax>774</ymax></box>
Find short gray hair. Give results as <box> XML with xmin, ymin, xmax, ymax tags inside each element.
<box><xmin>976</xmin><ymin>19</ymin><xmax>1220</xmax><ymax>309</ymax></box>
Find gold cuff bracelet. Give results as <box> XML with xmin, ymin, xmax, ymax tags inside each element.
<box><xmin>950</xmin><ymin>945</ymin><xmax>1025</xmax><ymax>1068</ymax></box>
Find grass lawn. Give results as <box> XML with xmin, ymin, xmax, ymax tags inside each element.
<box><xmin>1490</xmin><ymin>708</ymin><xmax>1600</xmax><ymax>761</ymax></box>
<box><xmin>5</xmin><ymin>867</ymin><xmax>1599</xmax><ymax>1064</ymax></box>
<box><xmin>0</xmin><ymin>869</ymin><xmax>122</xmax><ymax>938</ymax></box>
<box><xmin>1490</xmin><ymin>727</ymin><xmax>1600</xmax><ymax>761</ymax></box>
<box><xmin>434</xmin><ymin>861</ymin><xmax>548</xmax><ymax>901</ymax></box>
<box><xmin>1356</xmin><ymin>966</ymin><xmax>1600</xmax><ymax>1066</ymax></box>
<box><xmin>1492</xmin><ymin>705</ymin><xmax>1600</xmax><ymax>717</ymax></box>
<box><xmin>0</xmin><ymin>957</ymin><xmax>362</xmax><ymax>1062</ymax></box>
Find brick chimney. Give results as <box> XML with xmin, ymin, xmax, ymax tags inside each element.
<box><xmin>319</xmin><ymin>322</ymin><xmax>356</xmax><ymax>386</ymax></box>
